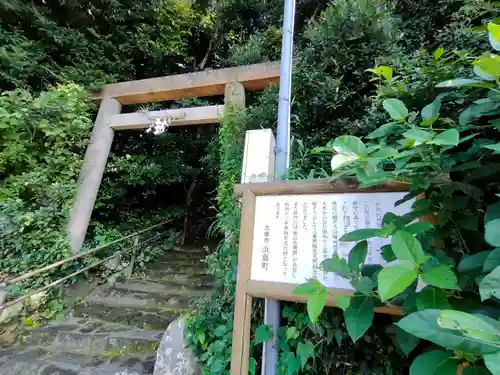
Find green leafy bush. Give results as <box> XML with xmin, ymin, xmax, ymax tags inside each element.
<box><xmin>296</xmin><ymin>24</ymin><xmax>500</xmax><ymax>375</ymax></box>
<box><xmin>0</xmin><ymin>0</ymin><xmax>211</xmax><ymax>92</ymax></box>
<box><xmin>0</xmin><ymin>84</ymin><xmax>92</xmax><ymax>287</ymax></box>
<box><xmin>0</xmin><ymin>0</ymin><xmax>223</xmax><ymax>303</ymax></box>
<box><xmin>291</xmin><ymin>0</ymin><xmax>397</xmax><ymax>138</ymax></box>
<box><xmin>223</xmin><ymin>26</ymin><xmax>282</xmax><ymax>66</ymax></box>
<box><xmin>241</xmin><ymin>0</ymin><xmax>399</xmax><ymax>168</ymax></box>
<box><xmin>135</xmin><ymin>0</ymin><xmax>210</xmax><ymax>64</ymax></box>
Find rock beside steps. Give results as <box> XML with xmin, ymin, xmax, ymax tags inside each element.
<box><xmin>0</xmin><ymin>247</ymin><xmax>211</xmax><ymax>375</ymax></box>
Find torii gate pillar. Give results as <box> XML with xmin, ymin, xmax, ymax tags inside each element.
<box><xmin>68</xmin><ymin>97</ymin><xmax>121</xmax><ymax>253</ymax></box>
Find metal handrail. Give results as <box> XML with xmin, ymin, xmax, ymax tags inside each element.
<box><xmin>0</xmin><ymin>219</ymin><xmax>174</xmax><ymax>311</ymax></box>
<box><xmin>6</xmin><ymin>220</ymin><xmax>172</xmax><ymax>286</ymax></box>
<box><xmin>0</xmin><ymin>255</ymin><xmax>115</xmax><ymax>311</ymax></box>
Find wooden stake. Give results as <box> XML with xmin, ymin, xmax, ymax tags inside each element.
<box><xmin>230</xmin><ymin>191</ymin><xmax>256</xmax><ymax>375</ymax></box>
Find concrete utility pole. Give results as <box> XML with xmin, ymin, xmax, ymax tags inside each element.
<box><xmin>262</xmin><ymin>0</ymin><xmax>296</xmax><ymax>374</ymax></box>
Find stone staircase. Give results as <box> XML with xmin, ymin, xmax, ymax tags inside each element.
<box><xmin>0</xmin><ymin>246</ymin><xmax>211</xmax><ymax>375</ymax></box>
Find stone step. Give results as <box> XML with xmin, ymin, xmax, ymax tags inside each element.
<box><xmin>0</xmin><ymin>347</ymin><xmax>37</xmax><ymax>366</ymax></box>
<box><xmin>25</xmin><ymin>318</ymin><xmax>163</xmax><ymax>358</ymax></box>
<box><xmin>171</xmin><ymin>246</ymin><xmax>210</xmax><ymax>254</ymax></box>
<box><xmin>32</xmin><ymin>350</ymin><xmax>109</xmax><ymax>371</ymax></box>
<box><xmin>113</xmin><ymin>279</ymin><xmax>212</xmax><ymax>297</ymax></box>
<box><xmin>151</xmin><ymin>256</ymin><xmax>205</xmax><ymax>266</ymax></box>
<box><xmin>0</xmin><ymin>357</ymin><xmax>53</xmax><ymax>375</ymax></box>
<box><xmin>0</xmin><ymin>346</ymin><xmax>154</xmax><ymax>374</ymax></box>
<box><xmin>46</xmin><ymin>352</ymin><xmax>155</xmax><ymax>373</ymax></box>
<box><xmin>135</xmin><ymin>273</ymin><xmax>214</xmax><ymax>288</ymax></box>
<box><xmin>149</xmin><ymin>258</ymin><xmax>206</xmax><ymax>267</ymax></box>
<box><xmin>157</xmin><ymin>250</ymin><xmax>208</xmax><ymax>261</ymax></box>
<box><xmin>145</xmin><ymin>264</ymin><xmax>208</xmax><ymax>277</ymax></box>
<box><xmin>0</xmin><ymin>246</ymin><xmax>218</xmax><ymax>375</ymax></box>
<box><xmin>71</xmin><ymin>303</ymin><xmax>180</xmax><ymax>331</ymax></box>
<box><xmin>84</xmin><ymin>286</ymin><xmax>196</xmax><ymax>311</ymax></box>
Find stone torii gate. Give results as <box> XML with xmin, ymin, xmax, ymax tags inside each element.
<box><xmin>68</xmin><ymin>62</ymin><xmax>280</xmax><ymax>253</ymax></box>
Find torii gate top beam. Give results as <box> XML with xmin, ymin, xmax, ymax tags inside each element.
<box><xmin>95</xmin><ymin>61</ymin><xmax>280</xmax><ymax>105</ymax></box>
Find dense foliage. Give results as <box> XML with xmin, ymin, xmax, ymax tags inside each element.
<box><xmin>242</xmin><ymin>0</ymin><xmax>398</xmax><ymax>146</ymax></box>
<box><xmin>297</xmin><ymin>25</ymin><xmax>500</xmax><ymax>375</ymax></box>
<box><xmin>0</xmin><ymin>0</ymin><xmax>333</xmax><ymax>292</ymax></box>
<box><xmin>0</xmin><ymin>84</ymin><xmax>92</xmax><ymax>288</ymax></box>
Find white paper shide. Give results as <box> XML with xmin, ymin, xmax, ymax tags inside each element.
<box><xmin>250</xmin><ymin>192</ymin><xmax>413</xmax><ymax>290</ymax></box>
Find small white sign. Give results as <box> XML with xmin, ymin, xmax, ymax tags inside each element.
<box><xmin>250</xmin><ymin>192</ymin><xmax>412</xmax><ymax>290</ymax></box>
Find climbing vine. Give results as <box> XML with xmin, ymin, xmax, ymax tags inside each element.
<box><xmin>186</xmin><ymin>105</ymin><xmax>246</xmax><ymax>374</ymax></box>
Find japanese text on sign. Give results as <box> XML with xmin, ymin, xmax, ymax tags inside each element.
<box><xmin>250</xmin><ymin>192</ymin><xmax>412</xmax><ymax>290</ymax></box>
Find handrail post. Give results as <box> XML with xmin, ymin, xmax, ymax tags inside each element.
<box><xmin>0</xmin><ymin>282</ymin><xmax>6</xmax><ymax>307</ymax></box>
<box><xmin>108</xmin><ymin>251</ymin><xmax>122</xmax><ymax>287</ymax></box>
<box><xmin>124</xmin><ymin>235</ymin><xmax>140</xmax><ymax>278</ymax></box>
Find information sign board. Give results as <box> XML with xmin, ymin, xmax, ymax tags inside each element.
<box><xmin>230</xmin><ymin>179</ymin><xmax>413</xmax><ymax>375</ymax></box>
<box><xmin>251</xmin><ymin>192</ymin><xmax>412</xmax><ymax>290</ymax></box>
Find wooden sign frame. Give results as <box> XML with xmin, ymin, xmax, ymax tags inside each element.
<box><xmin>230</xmin><ymin>178</ymin><xmax>409</xmax><ymax>375</ymax></box>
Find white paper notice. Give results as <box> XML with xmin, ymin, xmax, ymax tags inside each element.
<box><xmin>250</xmin><ymin>192</ymin><xmax>413</xmax><ymax>290</ymax></box>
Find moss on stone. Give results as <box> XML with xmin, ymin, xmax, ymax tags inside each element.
<box><xmin>98</xmin><ymin>341</ymin><xmax>159</xmax><ymax>359</ymax></box>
